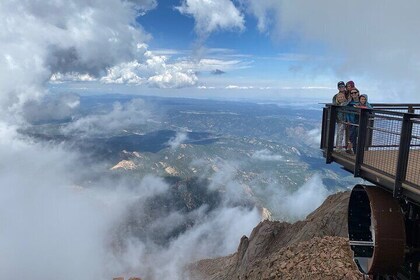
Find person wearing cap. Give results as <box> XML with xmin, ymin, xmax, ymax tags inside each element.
<box><xmin>333</xmin><ymin>80</ymin><xmax>351</xmax><ymax>150</ymax></box>
<box><xmin>332</xmin><ymin>81</ymin><xmax>346</xmax><ymax>104</ymax></box>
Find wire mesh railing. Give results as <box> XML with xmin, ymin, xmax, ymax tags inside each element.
<box><xmin>370</xmin><ymin>103</ymin><xmax>420</xmax><ymax>114</ymax></box>
<box><xmin>362</xmin><ymin>111</ymin><xmax>402</xmax><ymax>178</ymax></box>
<box><xmin>322</xmin><ymin>104</ymin><xmax>420</xmax><ymax>201</ymax></box>
<box><xmin>407</xmin><ymin>118</ymin><xmax>420</xmax><ymax>186</ymax></box>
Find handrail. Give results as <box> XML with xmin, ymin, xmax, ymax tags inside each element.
<box><xmin>321</xmin><ymin>104</ymin><xmax>420</xmax><ymax>205</ymax></box>
<box><xmin>331</xmin><ymin>104</ymin><xmax>420</xmax><ymax>117</ymax></box>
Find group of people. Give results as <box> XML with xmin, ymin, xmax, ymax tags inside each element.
<box><xmin>332</xmin><ymin>80</ymin><xmax>372</xmax><ymax>154</ymax></box>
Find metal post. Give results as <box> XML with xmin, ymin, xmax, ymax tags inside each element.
<box><xmin>408</xmin><ymin>105</ymin><xmax>414</xmax><ymax>114</ymax></box>
<box><xmin>326</xmin><ymin>105</ymin><xmax>337</xmax><ymax>164</ymax></box>
<box><xmin>365</xmin><ymin>112</ymin><xmax>374</xmax><ymax>151</ymax></box>
<box><xmin>355</xmin><ymin>109</ymin><xmax>370</xmax><ymax>177</ymax></box>
<box><xmin>394</xmin><ymin>113</ymin><xmax>413</xmax><ymax>198</ymax></box>
<box><xmin>320</xmin><ymin>107</ymin><xmax>328</xmax><ymax>149</ymax></box>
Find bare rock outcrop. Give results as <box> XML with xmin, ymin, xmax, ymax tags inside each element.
<box><xmin>188</xmin><ymin>191</ymin><xmax>363</xmax><ymax>280</ymax></box>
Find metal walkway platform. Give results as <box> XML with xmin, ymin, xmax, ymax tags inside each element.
<box><xmin>321</xmin><ymin>103</ymin><xmax>420</xmax><ymax>205</ymax></box>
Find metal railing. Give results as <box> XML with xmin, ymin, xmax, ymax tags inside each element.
<box><xmin>321</xmin><ymin>104</ymin><xmax>420</xmax><ymax>204</ymax></box>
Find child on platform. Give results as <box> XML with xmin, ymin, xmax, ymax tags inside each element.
<box><xmin>357</xmin><ymin>94</ymin><xmax>373</xmax><ymax>109</ymax></box>
<box><xmin>335</xmin><ymin>92</ymin><xmax>348</xmax><ymax>151</ymax></box>
<box><xmin>332</xmin><ymin>81</ymin><xmax>347</xmax><ymax>104</ymax></box>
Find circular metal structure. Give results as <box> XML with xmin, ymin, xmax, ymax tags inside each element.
<box><xmin>348</xmin><ymin>185</ymin><xmax>406</xmax><ymax>275</ymax></box>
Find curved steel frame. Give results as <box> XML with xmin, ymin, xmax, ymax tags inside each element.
<box><xmin>321</xmin><ymin>103</ymin><xmax>420</xmax><ymax>279</ymax></box>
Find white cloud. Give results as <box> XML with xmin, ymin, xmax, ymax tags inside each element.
<box><xmin>0</xmin><ymin>121</ymin><xmax>261</xmax><ymax>280</ymax></box>
<box><xmin>207</xmin><ymin>160</ymin><xmax>252</xmax><ymax>205</ymax></box>
<box><xmin>106</xmin><ymin>159</ymin><xmax>261</xmax><ymax>279</ymax></box>
<box><xmin>176</xmin><ymin>0</ymin><xmax>245</xmax><ymax>39</ymax></box>
<box><xmin>101</xmin><ymin>60</ymin><xmax>148</xmax><ymax>85</ymax></box>
<box><xmin>240</xmin><ymin>0</ymin><xmax>277</xmax><ymax>34</ymax></box>
<box><xmin>252</xmin><ymin>149</ymin><xmax>283</xmax><ymax>161</ymax></box>
<box><xmin>61</xmin><ymin>98</ymin><xmax>152</xmax><ymax>137</ymax></box>
<box><xmin>306</xmin><ymin>128</ymin><xmax>322</xmax><ymax>147</ymax></box>
<box><xmin>198</xmin><ymin>58</ymin><xmax>250</xmax><ymax>71</ymax></box>
<box><xmin>150</xmin><ymin>206</ymin><xmax>259</xmax><ymax>278</ymax></box>
<box><xmin>134</xmin><ymin>174</ymin><xmax>170</xmax><ymax>198</ymax></box>
<box><xmin>0</xmin><ymin>1</ymin><xmax>308</xmax><ymax>279</ymax></box>
<box><xmin>259</xmin><ymin>174</ymin><xmax>330</xmax><ymax>221</ymax></box>
<box><xmin>22</xmin><ymin>93</ymin><xmax>80</xmax><ymax>124</ymax></box>
<box><xmin>275</xmin><ymin>53</ymin><xmax>316</xmax><ymax>62</ymax></box>
<box><xmin>50</xmin><ymin>72</ymin><xmax>96</xmax><ymax>83</ymax></box>
<box><xmin>111</xmin><ymin>205</ymin><xmax>260</xmax><ymax>279</ymax></box>
<box><xmin>197</xmin><ymin>85</ymin><xmax>216</xmax><ymax>89</ymax></box>
<box><xmin>173</xmin><ymin>56</ymin><xmax>252</xmax><ymax>77</ymax></box>
<box><xmin>147</xmin><ymin>69</ymin><xmax>198</xmax><ymax>88</ymax></box>
<box><xmin>0</xmin><ymin>123</ymin><xmax>125</xmax><ymax>279</ymax></box>
<box><xmin>0</xmin><ymin>0</ymin><xmax>156</xmax><ymax>122</ymax></box>
<box><xmin>48</xmin><ymin>44</ymin><xmax>253</xmax><ymax>90</ymax></box>
<box><xmin>226</xmin><ymin>85</ymin><xmax>253</xmax><ymax>89</ymax></box>
<box><xmin>99</xmin><ymin>48</ymin><xmax>254</xmax><ymax>88</ymax></box>
<box><xmin>151</xmin><ymin>48</ymin><xmax>186</xmax><ymax>56</ymax></box>
<box><xmin>100</xmin><ymin>46</ymin><xmax>198</xmax><ymax>88</ymax></box>
<box><xmin>243</xmin><ymin>0</ymin><xmax>420</xmax><ymax>101</ymax></box>
<box><xmin>167</xmin><ymin>131</ymin><xmax>189</xmax><ymax>149</ymax></box>
<box><xmin>127</xmin><ymin>0</ymin><xmax>158</xmax><ymax>13</ymax></box>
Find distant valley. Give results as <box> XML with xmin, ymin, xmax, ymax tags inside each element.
<box><xmin>22</xmin><ymin>95</ymin><xmax>359</xmax><ymax>221</ymax></box>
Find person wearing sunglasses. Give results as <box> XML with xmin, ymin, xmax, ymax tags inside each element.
<box><xmin>349</xmin><ymin>89</ymin><xmax>360</xmax><ymax>103</ymax></box>
<box><xmin>346</xmin><ymin>88</ymin><xmax>360</xmax><ymax>154</ymax></box>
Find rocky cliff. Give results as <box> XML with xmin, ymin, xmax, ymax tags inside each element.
<box><xmin>188</xmin><ymin>191</ymin><xmax>364</xmax><ymax>280</ymax></box>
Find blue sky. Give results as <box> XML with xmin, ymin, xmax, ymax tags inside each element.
<box><xmin>48</xmin><ymin>0</ymin><xmax>336</xmax><ymax>102</ymax></box>
<box><xmin>1</xmin><ymin>2</ymin><xmax>420</xmax><ymax>278</ymax></box>
<box><xmin>140</xmin><ymin>2</ymin><xmax>282</xmax><ymax>56</ymax></box>
<box><xmin>2</xmin><ymin>0</ymin><xmax>420</xmax><ymax>109</ymax></box>
<box><xmin>136</xmin><ymin>0</ymin><xmax>316</xmax><ymax>87</ymax></box>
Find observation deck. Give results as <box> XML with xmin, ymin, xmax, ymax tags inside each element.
<box><xmin>321</xmin><ymin>103</ymin><xmax>420</xmax><ymax>205</ymax></box>
<box><xmin>321</xmin><ymin>103</ymin><xmax>420</xmax><ymax>278</ymax></box>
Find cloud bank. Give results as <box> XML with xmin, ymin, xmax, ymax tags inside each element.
<box><xmin>61</xmin><ymin>98</ymin><xmax>152</xmax><ymax>137</ymax></box>
<box><xmin>0</xmin><ymin>124</ymin><xmax>116</xmax><ymax>279</ymax></box>
<box><xmin>243</xmin><ymin>0</ymin><xmax>420</xmax><ymax>101</ymax></box>
<box><xmin>0</xmin><ymin>1</ymin><xmax>340</xmax><ymax>279</ymax></box>
<box><xmin>22</xmin><ymin>93</ymin><xmax>81</xmax><ymax>124</ymax></box>
<box><xmin>0</xmin><ymin>0</ymin><xmax>203</xmax><ymax>122</ymax></box>
<box><xmin>0</xmin><ymin>0</ymin><xmax>157</xmax><ymax>120</ymax></box>
<box><xmin>0</xmin><ymin>121</ymin><xmax>261</xmax><ymax>279</ymax></box>
<box><xmin>257</xmin><ymin>174</ymin><xmax>330</xmax><ymax>221</ymax></box>
<box><xmin>100</xmin><ymin>44</ymin><xmax>198</xmax><ymax>88</ymax></box>
<box><xmin>99</xmin><ymin>158</ymin><xmax>261</xmax><ymax>279</ymax></box>
<box><xmin>0</xmin><ymin>2</ymin><xmax>244</xmax><ymax>278</ymax></box>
